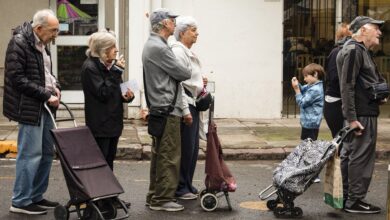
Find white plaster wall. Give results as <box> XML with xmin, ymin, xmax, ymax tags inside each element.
<box><xmin>129</xmin><ymin>0</ymin><xmax>283</xmax><ymax>118</ymax></box>
<box><xmin>0</xmin><ymin>0</ymin><xmax>48</xmax><ymax>68</ymax></box>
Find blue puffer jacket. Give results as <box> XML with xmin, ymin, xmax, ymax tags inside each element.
<box><xmin>295</xmin><ymin>81</ymin><xmax>324</xmax><ymax>129</ymax></box>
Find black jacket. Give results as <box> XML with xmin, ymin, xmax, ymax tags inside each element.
<box><xmin>336</xmin><ymin>39</ymin><xmax>386</xmax><ymax>121</ymax></box>
<box><xmin>81</xmin><ymin>57</ymin><xmax>133</xmax><ymax>137</ymax></box>
<box><xmin>325</xmin><ymin>37</ymin><xmax>350</xmax><ymax>98</ymax></box>
<box><xmin>3</xmin><ymin>22</ymin><xmax>58</xmax><ymax>125</ymax></box>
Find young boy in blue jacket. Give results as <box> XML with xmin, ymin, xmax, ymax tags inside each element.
<box><xmin>291</xmin><ymin>63</ymin><xmax>325</xmax><ymax>182</ymax></box>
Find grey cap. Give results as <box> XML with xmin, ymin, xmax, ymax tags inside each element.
<box><xmin>349</xmin><ymin>16</ymin><xmax>385</xmax><ymax>33</ymax></box>
<box><xmin>150</xmin><ymin>8</ymin><xmax>178</xmax><ymax>26</ymax></box>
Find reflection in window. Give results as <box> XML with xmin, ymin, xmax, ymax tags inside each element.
<box><xmin>57</xmin><ymin>0</ymin><xmax>98</xmax><ymax>36</ymax></box>
<box><xmin>57</xmin><ymin>46</ymin><xmax>87</xmax><ymax>90</ymax></box>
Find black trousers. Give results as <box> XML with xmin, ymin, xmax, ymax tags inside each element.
<box><xmin>300</xmin><ymin>127</ymin><xmax>319</xmax><ymax>141</ymax></box>
<box><xmin>340</xmin><ymin>117</ymin><xmax>377</xmax><ymax>207</ymax></box>
<box><xmin>95</xmin><ymin>136</ymin><xmax>119</xmax><ymax>170</ymax></box>
<box><xmin>176</xmin><ymin>105</ymin><xmax>200</xmax><ymax>196</ymax></box>
<box><xmin>324</xmin><ymin>100</ymin><xmax>344</xmax><ymax>138</ymax></box>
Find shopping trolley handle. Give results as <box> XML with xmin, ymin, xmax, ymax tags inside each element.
<box><xmin>335</xmin><ymin>126</ymin><xmax>358</xmax><ymax>145</ymax></box>
<box><xmin>258</xmin><ymin>184</ymin><xmax>277</xmax><ymax>200</ymax></box>
<box><xmin>44</xmin><ymin>101</ymin><xmax>77</xmax><ymax>129</ymax></box>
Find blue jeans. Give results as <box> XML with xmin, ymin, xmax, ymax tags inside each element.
<box><xmin>12</xmin><ymin>111</ymin><xmax>54</xmax><ymax>207</ymax></box>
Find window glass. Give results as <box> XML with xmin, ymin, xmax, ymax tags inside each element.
<box><xmin>282</xmin><ymin>0</ymin><xmax>335</xmax><ymax>116</ymax></box>
<box><xmin>56</xmin><ymin>0</ymin><xmax>98</xmax><ymax>36</ymax></box>
<box><xmin>57</xmin><ymin>46</ymin><xmax>87</xmax><ymax>90</ymax></box>
<box><xmin>359</xmin><ymin>0</ymin><xmax>390</xmax><ymax>113</ymax></box>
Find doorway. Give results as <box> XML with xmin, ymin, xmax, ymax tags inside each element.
<box><xmin>282</xmin><ymin>0</ymin><xmax>336</xmax><ymax>117</ymax></box>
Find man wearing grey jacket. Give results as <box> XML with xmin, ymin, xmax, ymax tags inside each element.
<box><xmin>142</xmin><ymin>8</ymin><xmax>191</xmax><ymax>212</ymax></box>
<box><xmin>336</xmin><ymin>16</ymin><xmax>387</xmax><ymax>214</ymax></box>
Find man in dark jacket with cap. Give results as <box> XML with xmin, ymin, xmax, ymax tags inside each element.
<box><xmin>336</xmin><ymin>16</ymin><xmax>387</xmax><ymax>214</ymax></box>
<box><xmin>3</xmin><ymin>9</ymin><xmax>60</xmax><ymax>215</ymax></box>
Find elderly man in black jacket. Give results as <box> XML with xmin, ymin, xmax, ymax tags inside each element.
<box><xmin>3</xmin><ymin>9</ymin><xmax>60</xmax><ymax>215</ymax></box>
<box><xmin>336</xmin><ymin>16</ymin><xmax>387</xmax><ymax>214</ymax></box>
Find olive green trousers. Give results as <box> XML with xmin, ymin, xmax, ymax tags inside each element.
<box><xmin>146</xmin><ymin>115</ymin><xmax>181</xmax><ymax>206</ymax></box>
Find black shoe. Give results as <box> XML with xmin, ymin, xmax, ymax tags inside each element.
<box><xmin>344</xmin><ymin>200</ymin><xmax>381</xmax><ymax>214</ymax></box>
<box><xmin>10</xmin><ymin>204</ymin><xmax>47</xmax><ymax>215</ymax></box>
<box><xmin>34</xmin><ymin>199</ymin><xmax>59</xmax><ymax>209</ymax></box>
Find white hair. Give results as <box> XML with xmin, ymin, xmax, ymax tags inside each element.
<box><xmin>352</xmin><ymin>23</ymin><xmax>373</xmax><ymax>38</ymax></box>
<box><xmin>174</xmin><ymin>16</ymin><xmax>198</xmax><ymax>41</ymax></box>
<box><xmin>31</xmin><ymin>9</ymin><xmax>56</xmax><ymax>28</ymax></box>
<box><xmin>151</xmin><ymin>23</ymin><xmax>165</xmax><ymax>33</ymax></box>
<box><xmin>86</xmin><ymin>29</ymin><xmax>117</xmax><ymax>61</ymax></box>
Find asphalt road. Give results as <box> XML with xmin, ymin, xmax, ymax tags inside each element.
<box><xmin>0</xmin><ymin>159</ymin><xmax>388</xmax><ymax>220</ymax></box>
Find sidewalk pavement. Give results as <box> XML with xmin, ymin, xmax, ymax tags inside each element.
<box><xmin>1</xmin><ymin>118</ymin><xmax>390</xmax><ymax>160</ymax></box>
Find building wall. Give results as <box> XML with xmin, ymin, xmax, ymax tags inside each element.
<box><xmin>0</xmin><ymin>0</ymin><xmax>48</xmax><ymax>68</ymax></box>
<box><xmin>0</xmin><ymin>0</ymin><xmax>284</xmax><ymax>119</ymax></box>
<box><xmin>129</xmin><ymin>0</ymin><xmax>284</xmax><ymax>118</ymax></box>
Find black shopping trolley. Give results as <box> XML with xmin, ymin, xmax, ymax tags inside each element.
<box><xmin>45</xmin><ymin>102</ymin><xmax>129</xmax><ymax>220</ymax></box>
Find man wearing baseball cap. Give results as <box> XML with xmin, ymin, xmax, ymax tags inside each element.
<box><xmin>336</xmin><ymin>15</ymin><xmax>387</xmax><ymax>214</ymax></box>
<box><xmin>142</xmin><ymin>8</ymin><xmax>191</xmax><ymax>212</ymax></box>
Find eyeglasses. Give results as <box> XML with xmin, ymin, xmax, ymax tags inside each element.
<box><xmin>43</xmin><ymin>27</ymin><xmax>59</xmax><ymax>34</ymax></box>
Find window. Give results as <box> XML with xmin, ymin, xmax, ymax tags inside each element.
<box><xmin>282</xmin><ymin>0</ymin><xmax>336</xmax><ymax>117</ymax></box>
<box><xmin>57</xmin><ymin>0</ymin><xmax>98</xmax><ymax>36</ymax></box>
<box><xmin>57</xmin><ymin>46</ymin><xmax>87</xmax><ymax>90</ymax></box>
<box><xmin>51</xmin><ymin>0</ymin><xmax>104</xmax><ymax>103</ymax></box>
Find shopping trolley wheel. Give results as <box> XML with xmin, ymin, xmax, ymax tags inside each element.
<box><xmin>266</xmin><ymin>199</ymin><xmax>278</xmax><ymax>211</ymax></box>
<box><xmin>99</xmin><ymin>200</ymin><xmax>117</xmax><ymax>219</ymax></box>
<box><xmin>54</xmin><ymin>205</ymin><xmax>69</xmax><ymax>220</ymax></box>
<box><xmin>292</xmin><ymin>207</ymin><xmax>303</xmax><ymax>218</ymax></box>
<box><xmin>200</xmin><ymin>193</ymin><xmax>218</xmax><ymax>212</ymax></box>
<box><xmin>273</xmin><ymin>207</ymin><xmax>286</xmax><ymax>218</ymax></box>
<box><xmin>83</xmin><ymin>205</ymin><xmax>99</xmax><ymax>220</ymax></box>
<box><xmin>199</xmin><ymin>188</ymin><xmax>208</xmax><ymax>198</ymax></box>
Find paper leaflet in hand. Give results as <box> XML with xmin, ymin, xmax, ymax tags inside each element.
<box><xmin>120</xmin><ymin>79</ymin><xmax>139</xmax><ymax>95</ymax></box>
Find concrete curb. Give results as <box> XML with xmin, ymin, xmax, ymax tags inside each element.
<box><xmin>3</xmin><ymin>143</ymin><xmax>389</xmax><ymax>161</ymax></box>
<box><xmin>1</xmin><ymin>118</ymin><xmax>390</xmax><ymax>161</ymax></box>
<box><xmin>113</xmin><ymin>144</ymin><xmax>390</xmax><ymax>161</ymax></box>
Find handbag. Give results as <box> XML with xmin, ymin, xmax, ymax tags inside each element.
<box><xmin>143</xmin><ymin>69</ymin><xmax>179</xmax><ymax>138</ymax></box>
<box><xmin>147</xmin><ymin>109</ymin><xmax>169</xmax><ymax>138</ymax></box>
<box><xmin>323</xmin><ymin>146</ymin><xmax>343</xmax><ymax>209</ymax></box>
<box><xmin>368</xmin><ymin>82</ymin><xmax>389</xmax><ymax>101</ymax></box>
<box><xmin>196</xmin><ymin>91</ymin><xmax>212</xmax><ymax>111</ymax></box>
<box><xmin>184</xmin><ymin>87</ymin><xmax>213</xmax><ymax>112</ymax></box>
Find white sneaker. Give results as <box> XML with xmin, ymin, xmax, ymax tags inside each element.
<box><xmin>149</xmin><ymin>201</ymin><xmax>184</xmax><ymax>212</ymax></box>
<box><xmin>313</xmin><ymin>177</ymin><xmax>321</xmax><ymax>183</ymax></box>
<box><xmin>178</xmin><ymin>193</ymin><xmax>198</xmax><ymax>200</ymax></box>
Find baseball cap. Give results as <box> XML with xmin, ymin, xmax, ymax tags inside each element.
<box><xmin>150</xmin><ymin>8</ymin><xmax>178</xmax><ymax>26</ymax></box>
<box><xmin>349</xmin><ymin>16</ymin><xmax>384</xmax><ymax>33</ymax></box>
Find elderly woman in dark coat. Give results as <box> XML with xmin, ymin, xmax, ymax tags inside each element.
<box><xmin>81</xmin><ymin>30</ymin><xmax>134</xmax><ymax>171</ymax></box>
